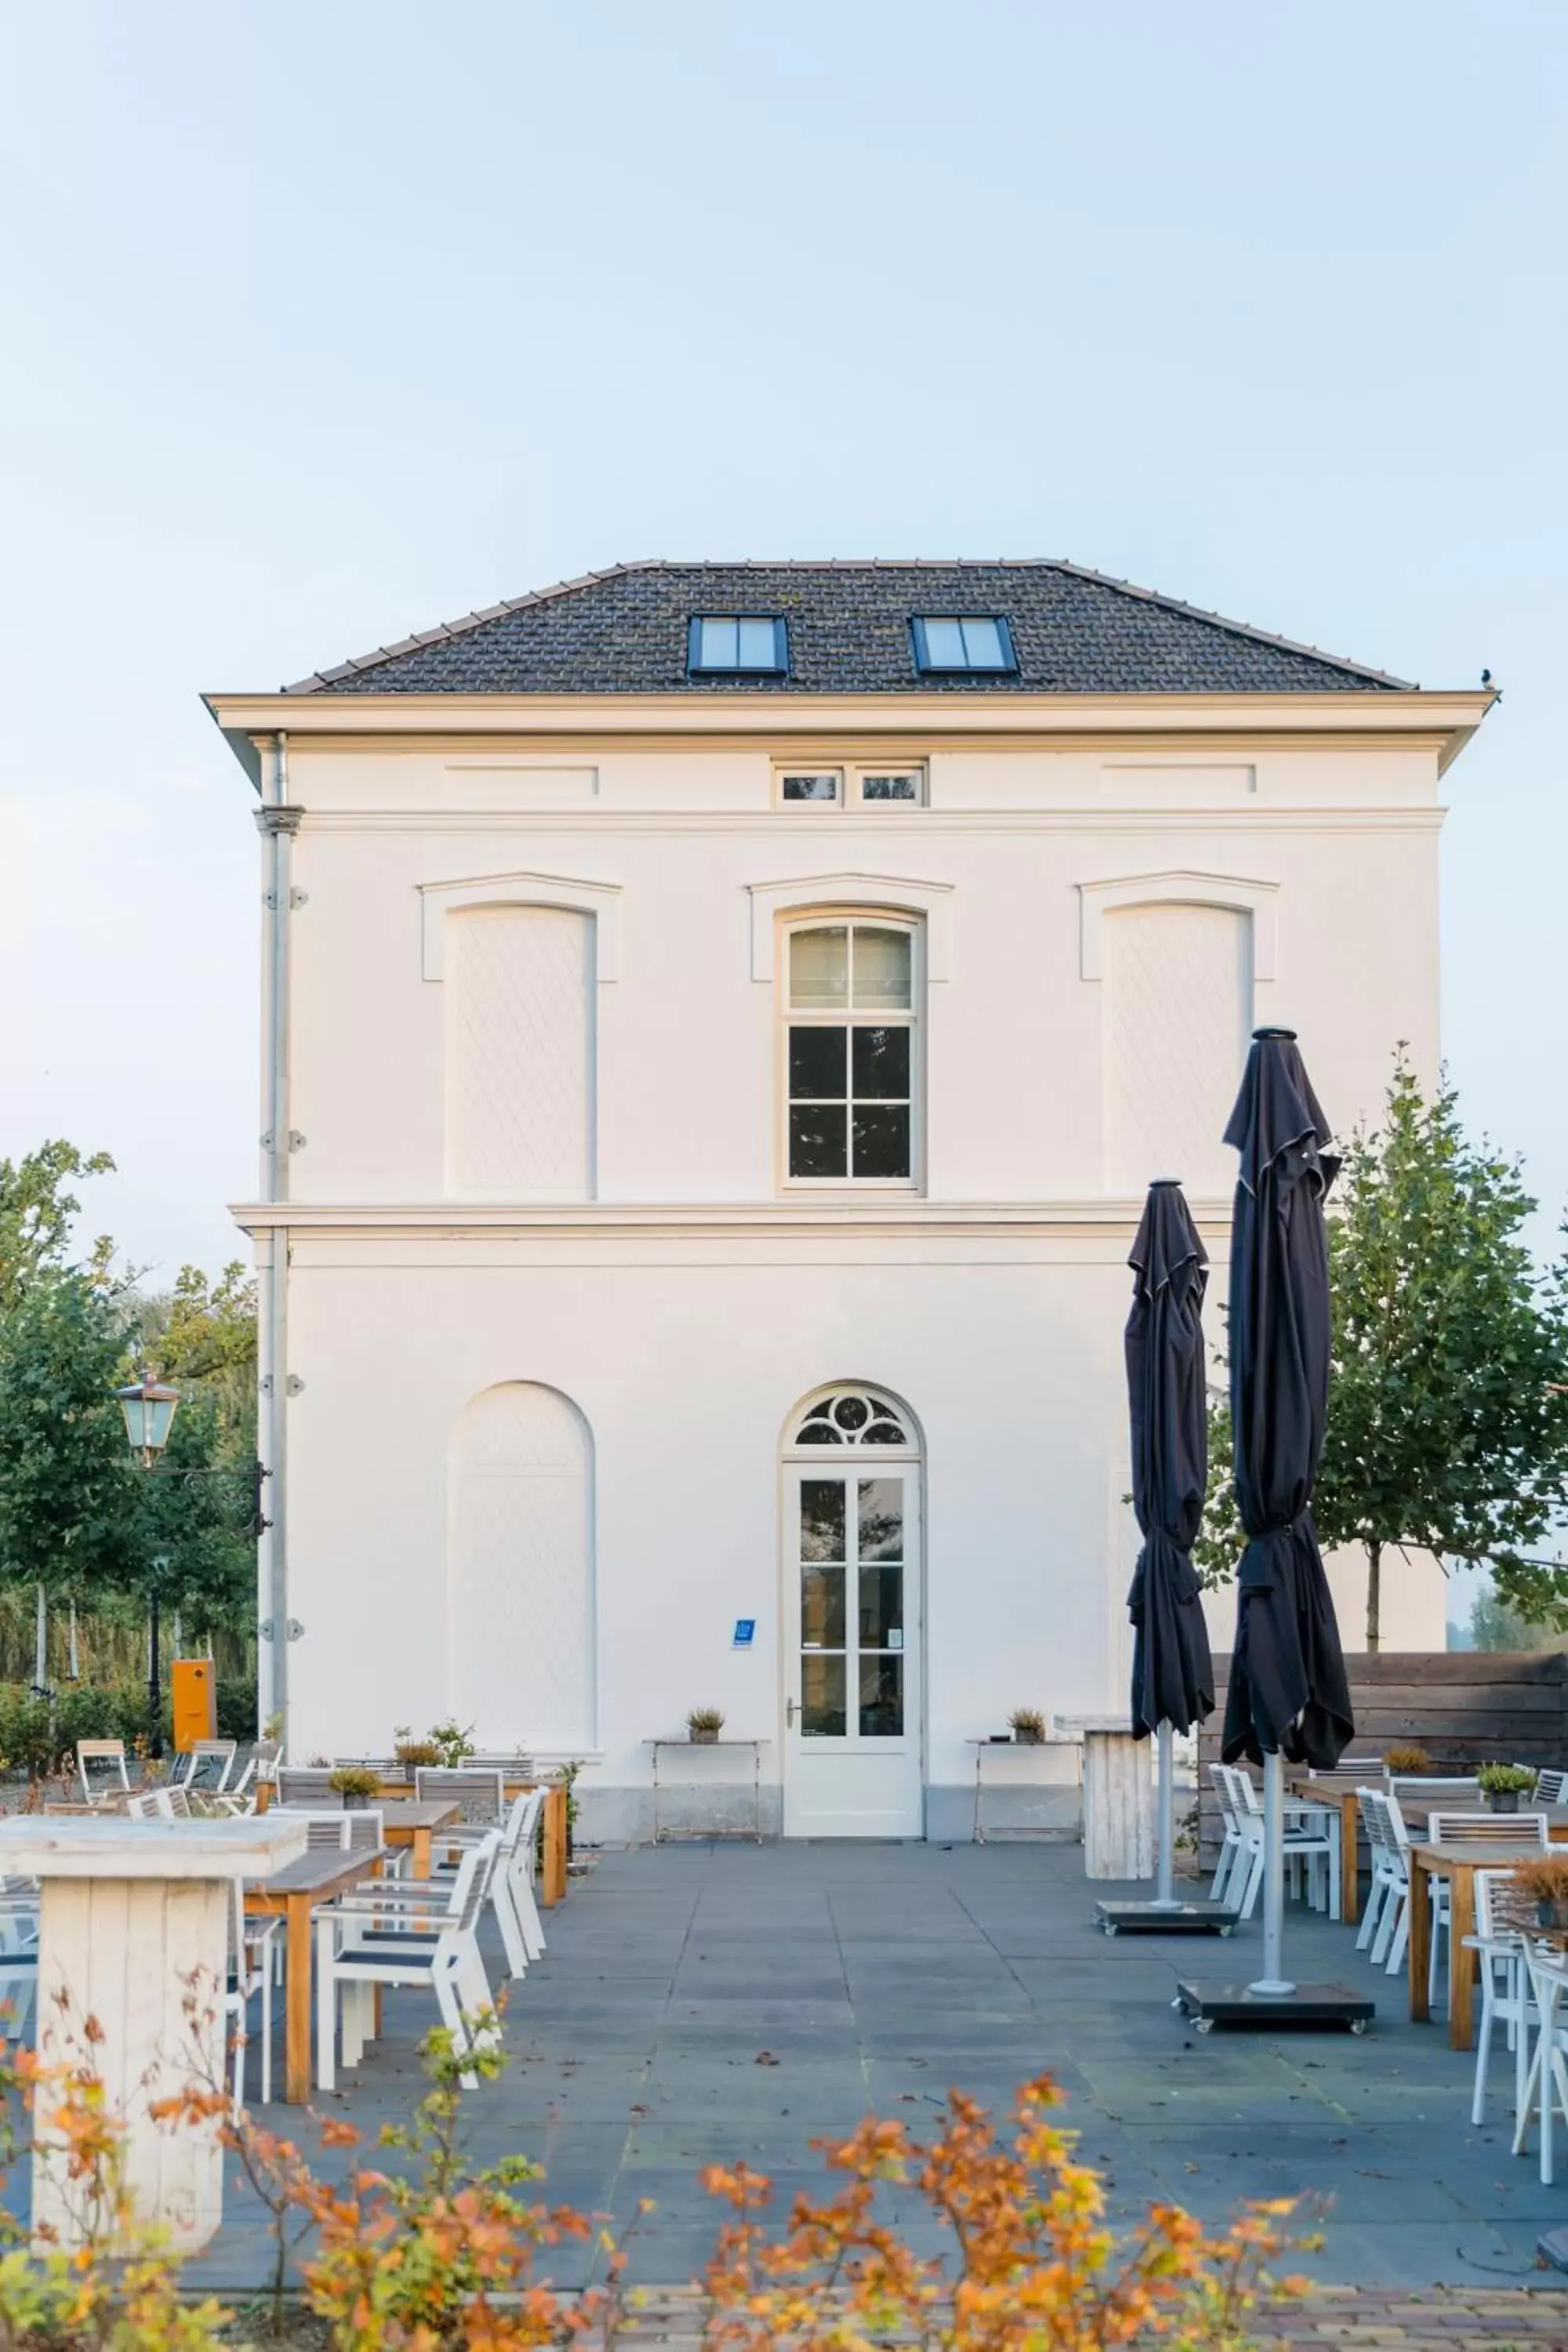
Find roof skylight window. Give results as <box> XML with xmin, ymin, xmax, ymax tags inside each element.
<box><xmin>910</xmin><ymin>615</ymin><xmax>1016</xmax><ymax>674</ymax></box>
<box><xmin>688</xmin><ymin>615</ymin><xmax>789</xmax><ymax>673</ymax></box>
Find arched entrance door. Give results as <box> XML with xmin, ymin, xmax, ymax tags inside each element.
<box><xmin>782</xmin><ymin>1387</ymin><xmax>924</xmax><ymax>1838</ymax></box>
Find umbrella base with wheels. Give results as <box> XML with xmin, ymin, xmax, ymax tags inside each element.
<box><xmin>1173</xmin><ymin>1978</ymin><xmax>1374</xmax><ymax>2033</ymax></box>
<box><xmin>1097</xmin><ymin>1897</ymin><xmax>1236</xmax><ymax>1935</ymax></box>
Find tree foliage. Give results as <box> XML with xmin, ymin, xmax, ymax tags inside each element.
<box><xmin>0</xmin><ymin>1272</ymin><xmax>138</xmax><ymax>1604</ymax></box>
<box><xmin>0</xmin><ymin>1142</ymin><xmax>257</xmax><ymax>1645</ymax></box>
<box><xmin>0</xmin><ymin>1140</ymin><xmax>114</xmax><ymax>1310</ymax></box>
<box><xmin>1195</xmin><ymin>1058</ymin><xmax>1568</xmax><ymax>1646</ymax></box>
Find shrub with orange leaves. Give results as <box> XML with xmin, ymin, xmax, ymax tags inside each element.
<box><xmin>0</xmin><ymin>2016</ymin><xmax>230</xmax><ymax>2352</ymax></box>
<box><xmin>285</xmin><ymin>2017</ymin><xmax>607</xmax><ymax>2352</ymax></box>
<box><xmin>0</xmin><ymin>1996</ymin><xmax>1314</xmax><ymax>2352</ymax></box>
<box><xmin>698</xmin><ymin>2075</ymin><xmax>1314</xmax><ymax>2352</ymax></box>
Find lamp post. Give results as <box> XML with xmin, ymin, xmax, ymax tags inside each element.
<box><xmin>116</xmin><ymin>1375</ymin><xmax>180</xmax><ymax>1756</ymax></box>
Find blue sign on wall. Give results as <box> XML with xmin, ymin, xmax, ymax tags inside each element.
<box><xmin>732</xmin><ymin>1617</ymin><xmax>757</xmax><ymax>1648</ymax></box>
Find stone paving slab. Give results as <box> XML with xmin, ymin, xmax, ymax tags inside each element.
<box><xmin>169</xmin><ymin>1840</ymin><xmax>1568</xmax><ymax>2303</ymax></box>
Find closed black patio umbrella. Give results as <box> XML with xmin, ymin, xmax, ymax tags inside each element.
<box><xmin>1127</xmin><ymin>1180</ymin><xmax>1214</xmax><ymax>1752</ymax></box>
<box><xmin>1098</xmin><ymin>1180</ymin><xmax>1230</xmax><ymax>1935</ymax></box>
<box><xmin>1205</xmin><ymin>1027</ymin><xmax>1359</xmax><ymax>2018</ymax></box>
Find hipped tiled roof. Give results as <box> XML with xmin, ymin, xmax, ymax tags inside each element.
<box><xmin>285</xmin><ymin>560</ymin><xmax>1412</xmax><ymax>696</ymax></box>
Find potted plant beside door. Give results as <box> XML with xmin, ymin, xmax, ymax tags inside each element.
<box><xmin>687</xmin><ymin>1708</ymin><xmax>725</xmax><ymax>1746</ymax></box>
<box><xmin>1008</xmin><ymin>1709</ymin><xmax>1047</xmax><ymax>1746</ymax></box>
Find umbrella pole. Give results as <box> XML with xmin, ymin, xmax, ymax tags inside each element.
<box><xmin>1249</xmin><ymin>1751</ymin><xmax>1296</xmax><ymax>1997</ymax></box>
<box><xmin>1153</xmin><ymin>1720</ymin><xmax>1176</xmax><ymax>1907</ymax></box>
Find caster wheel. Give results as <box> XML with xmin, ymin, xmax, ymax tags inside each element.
<box><xmin>1220</xmin><ymin>1925</ymin><xmax>1234</xmax><ymax>1936</ymax></box>
<box><xmin>1195</xmin><ymin>2018</ymin><xmax>1214</xmax><ymax>2034</ymax></box>
<box><xmin>1349</xmin><ymin>2019</ymin><xmax>1368</xmax><ymax>2035</ymax></box>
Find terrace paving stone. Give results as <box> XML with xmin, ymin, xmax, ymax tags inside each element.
<box><xmin>106</xmin><ymin>1839</ymin><xmax>1568</xmax><ymax>2327</ymax></box>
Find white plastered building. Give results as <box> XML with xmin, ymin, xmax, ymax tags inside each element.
<box><xmin>207</xmin><ymin>561</ymin><xmax>1491</xmax><ymax>1842</ymax></box>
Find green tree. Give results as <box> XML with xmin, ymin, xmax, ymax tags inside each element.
<box><xmin>1468</xmin><ymin>1587</ymin><xmax>1560</xmax><ymax>1653</ymax></box>
<box><xmin>0</xmin><ymin>1140</ymin><xmax>114</xmax><ymax>1308</ymax></box>
<box><xmin>0</xmin><ymin>1271</ymin><xmax>138</xmax><ymax>1617</ymax></box>
<box><xmin>1196</xmin><ymin>1058</ymin><xmax>1568</xmax><ymax>1648</ymax></box>
<box><xmin>126</xmin><ymin>1263</ymin><xmax>259</xmax><ymax>1641</ymax></box>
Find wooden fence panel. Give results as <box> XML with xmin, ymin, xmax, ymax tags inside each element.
<box><xmin>1194</xmin><ymin>1651</ymin><xmax>1568</xmax><ymax>1868</ymax></box>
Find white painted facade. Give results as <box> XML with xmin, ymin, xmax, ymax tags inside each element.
<box><xmin>210</xmin><ymin>678</ymin><xmax>1490</xmax><ymax>1841</ymax></box>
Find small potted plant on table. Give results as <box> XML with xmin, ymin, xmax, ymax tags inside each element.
<box><xmin>1479</xmin><ymin>1762</ymin><xmax>1537</xmax><ymax>1815</ymax></box>
<box><xmin>1009</xmin><ymin>1708</ymin><xmax>1047</xmax><ymax>1746</ymax></box>
<box><xmin>392</xmin><ymin>1726</ymin><xmax>441</xmax><ymax>1776</ymax></box>
<box><xmin>328</xmin><ymin>1765</ymin><xmax>381</xmax><ymax>1810</ymax></box>
<box><xmin>1383</xmin><ymin>1745</ymin><xmax>1433</xmax><ymax>1775</ymax></box>
<box><xmin>1515</xmin><ymin>1853</ymin><xmax>1568</xmax><ymax>1933</ymax></box>
<box><xmin>687</xmin><ymin>1708</ymin><xmax>725</xmax><ymax>1746</ymax></box>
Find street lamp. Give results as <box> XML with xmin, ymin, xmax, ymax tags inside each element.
<box><xmin>115</xmin><ymin>1374</ymin><xmax>180</xmax><ymax>1468</ymax></box>
<box><xmin>117</xmin><ymin>1374</ymin><xmax>180</xmax><ymax>1754</ymax></box>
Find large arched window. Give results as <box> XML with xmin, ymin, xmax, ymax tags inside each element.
<box><xmin>782</xmin><ymin>917</ymin><xmax>921</xmax><ymax>1187</ymax></box>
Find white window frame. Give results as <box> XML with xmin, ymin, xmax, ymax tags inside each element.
<box><xmin>778</xmin><ymin>913</ymin><xmax>924</xmax><ymax>1195</ymax></box>
<box><xmin>772</xmin><ymin>761</ymin><xmax>928</xmax><ymax>811</ymax></box>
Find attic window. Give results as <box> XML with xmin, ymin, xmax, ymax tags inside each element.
<box><xmin>688</xmin><ymin>615</ymin><xmax>789</xmax><ymax>674</ymax></box>
<box><xmin>910</xmin><ymin>616</ymin><xmax>1016</xmax><ymax>675</ymax></box>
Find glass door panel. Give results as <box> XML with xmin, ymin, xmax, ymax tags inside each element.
<box><xmin>785</xmin><ymin>1455</ymin><xmax>920</xmax><ymax>1838</ymax></box>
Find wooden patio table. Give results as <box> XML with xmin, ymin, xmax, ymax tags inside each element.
<box><xmin>1406</xmin><ymin>1839</ymin><xmax>1548</xmax><ymax>2051</ymax></box>
<box><xmin>1283</xmin><ymin>1780</ymin><xmax>1568</xmax><ymax>1929</ymax></box>
<box><xmin>368</xmin><ymin>1798</ymin><xmax>459</xmax><ymax>1881</ymax></box>
<box><xmin>259</xmin><ymin>1774</ymin><xmax>568</xmax><ymax>1907</ymax></box>
<box><xmin>245</xmin><ymin>1842</ymin><xmax>387</xmax><ymax>2103</ymax></box>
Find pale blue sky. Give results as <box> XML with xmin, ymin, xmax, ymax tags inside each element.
<box><xmin>0</xmin><ymin>1</ymin><xmax>1563</xmax><ymax>1283</ymax></box>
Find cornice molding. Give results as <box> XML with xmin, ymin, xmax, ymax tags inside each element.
<box><xmin>299</xmin><ymin>805</ymin><xmax>1446</xmax><ymax>837</ymax></box>
<box><xmin>207</xmin><ymin>688</ymin><xmax>1494</xmax><ymax>745</ymax></box>
<box><xmin>231</xmin><ymin>1196</ymin><xmax>1235</xmax><ymax>1240</ymax></box>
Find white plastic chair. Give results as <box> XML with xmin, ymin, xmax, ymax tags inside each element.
<box><xmin>226</xmin><ymin>1878</ymin><xmax>281</xmax><ymax>2111</ymax></box>
<box><xmin>1465</xmin><ymin>1867</ymin><xmax>1535</xmax><ymax>2128</ymax></box>
<box><xmin>172</xmin><ymin>1740</ymin><xmax>238</xmax><ymax>1795</ymax></box>
<box><xmin>75</xmin><ymin>1740</ymin><xmax>129</xmax><ymax>1809</ymax></box>
<box><xmin>1356</xmin><ymin>1787</ymin><xmax>1410</xmax><ymax>1967</ymax></box>
<box><xmin>415</xmin><ymin>1767</ymin><xmax>508</xmax><ymax>1837</ymax></box>
<box><xmin>268</xmin><ymin>1805</ymin><xmax>390</xmax><ymax>1858</ymax></box>
<box><xmin>430</xmin><ymin>1788</ymin><xmax>546</xmax><ymax>1976</ymax></box>
<box><xmin>1532</xmin><ymin>1769</ymin><xmax>1568</xmax><ymax>1806</ymax></box>
<box><xmin>1389</xmin><ymin>1774</ymin><xmax>1481</xmax><ymax>1811</ymax></box>
<box><xmin>1424</xmin><ymin>1811</ymin><xmax>1548</xmax><ymax>2009</ymax></box>
<box><xmin>314</xmin><ymin>1835</ymin><xmax>500</xmax><ymax>2091</ymax></box>
<box><xmin>1224</xmin><ymin>1765</ymin><xmax>1338</xmax><ymax>1919</ymax></box>
<box><xmin>1515</xmin><ymin>1940</ymin><xmax>1568</xmax><ymax>2183</ymax></box>
<box><xmin>1207</xmin><ymin>1765</ymin><xmax>1242</xmax><ymax>1905</ymax></box>
<box><xmin>0</xmin><ymin>1876</ymin><xmax>38</xmax><ymax>2042</ymax></box>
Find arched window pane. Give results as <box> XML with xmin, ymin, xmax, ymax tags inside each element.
<box><xmin>790</xmin><ymin>927</ymin><xmax>848</xmax><ymax>1008</ymax></box>
<box><xmin>851</xmin><ymin>928</ymin><xmax>910</xmax><ymax>1009</ymax></box>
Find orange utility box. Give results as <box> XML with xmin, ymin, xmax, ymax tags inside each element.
<box><xmin>171</xmin><ymin>1657</ymin><xmax>216</xmax><ymax>1751</ymax></box>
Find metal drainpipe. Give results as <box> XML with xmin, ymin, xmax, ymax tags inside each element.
<box><xmin>256</xmin><ymin>735</ymin><xmax>303</xmax><ymax>1736</ymax></box>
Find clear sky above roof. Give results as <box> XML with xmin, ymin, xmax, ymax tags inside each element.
<box><xmin>0</xmin><ymin>0</ymin><xmax>1563</xmax><ymax>1281</ymax></box>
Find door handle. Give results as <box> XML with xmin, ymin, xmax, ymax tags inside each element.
<box><xmin>786</xmin><ymin>1697</ymin><xmax>799</xmax><ymax>1726</ymax></box>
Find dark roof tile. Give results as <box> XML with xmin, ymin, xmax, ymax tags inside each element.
<box><xmin>285</xmin><ymin>560</ymin><xmax>1410</xmax><ymax>696</ymax></box>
